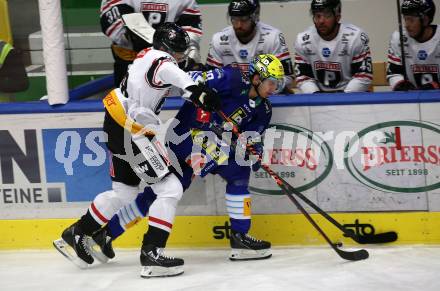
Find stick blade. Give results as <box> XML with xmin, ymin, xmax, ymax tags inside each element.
<box><xmin>355</xmin><ymin>232</ymin><xmax>398</xmax><ymax>244</ymax></box>
<box><xmin>336</xmin><ymin>248</ymin><xmax>369</xmax><ymax>261</ymax></box>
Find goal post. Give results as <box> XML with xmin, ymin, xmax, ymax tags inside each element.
<box><xmin>38</xmin><ymin>0</ymin><xmax>69</xmax><ymax>105</ymax></box>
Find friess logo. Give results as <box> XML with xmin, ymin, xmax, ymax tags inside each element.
<box><xmin>250</xmin><ymin>124</ymin><xmax>333</xmax><ymax>195</ymax></box>
<box><xmin>344</xmin><ymin>121</ymin><xmax>440</xmax><ymax>193</ymax></box>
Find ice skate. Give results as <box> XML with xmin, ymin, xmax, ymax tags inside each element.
<box><xmin>229</xmin><ymin>231</ymin><xmax>272</xmax><ymax>261</ymax></box>
<box><xmin>53</xmin><ymin>222</ymin><xmax>94</xmax><ymax>268</ymax></box>
<box><xmin>140</xmin><ymin>244</ymin><xmax>184</xmax><ymax>278</ymax></box>
<box><xmin>86</xmin><ymin>227</ymin><xmax>115</xmax><ymax>263</ymax></box>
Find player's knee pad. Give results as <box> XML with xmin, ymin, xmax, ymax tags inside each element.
<box><xmin>112</xmin><ymin>181</ymin><xmax>139</xmax><ymax>202</ymax></box>
<box><xmin>151</xmin><ymin>173</ymin><xmax>183</xmax><ymax>202</ymax></box>
<box><xmin>89</xmin><ymin>182</ymin><xmax>138</xmax><ymax>224</ymax></box>
<box><xmin>108</xmin><ymin>182</ymin><xmax>139</xmax><ymax>211</ymax></box>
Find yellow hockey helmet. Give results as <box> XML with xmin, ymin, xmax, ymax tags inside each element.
<box><xmin>248</xmin><ymin>54</ymin><xmax>285</xmax><ymax>81</ymax></box>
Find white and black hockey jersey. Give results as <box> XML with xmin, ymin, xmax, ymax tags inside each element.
<box><xmin>387</xmin><ymin>25</ymin><xmax>440</xmax><ymax>89</ymax></box>
<box><xmin>100</xmin><ymin>0</ymin><xmax>202</xmax><ymax>57</ymax></box>
<box><xmin>206</xmin><ymin>22</ymin><xmax>294</xmax><ymax>88</ymax></box>
<box><xmin>294</xmin><ymin>23</ymin><xmax>373</xmax><ymax>93</ymax></box>
<box><xmin>115</xmin><ymin>48</ymin><xmax>195</xmax><ymax>126</ymax></box>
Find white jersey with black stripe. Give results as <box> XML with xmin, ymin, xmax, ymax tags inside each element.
<box><xmin>294</xmin><ymin>22</ymin><xmax>373</xmax><ymax>93</ymax></box>
<box><xmin>387</xmin><ymin>26</ymin><xmax>440</xmax><ymax>89</ymax></box>
<box><xmin>115</xmin><ymin>48</ymin><xmax>195</xmax><ymax>126</ymax></box>
<box><xmin>100</xmin><ymin>0</ymin><xmax>202</xmax><ymax>51</ymax></box>
<box><xmin>206</xmin><ymin>22</ymin><xmax>292</xmax><ymax>74</ymax></box>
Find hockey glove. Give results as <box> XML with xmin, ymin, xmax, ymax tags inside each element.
<box><xmin>420</xmin><ymin>81</ymin><xmax>440</xmax><ymax>90</ymax></box>
<box><xmin>393</xmin><ymin>80</ymin><xmax>416</xmax><ymax>91</ymax></box>
<box><xmin>178</xmin><ymin>58</ymin><xmax>206</xmax><ymax>72</ymax></box>
<box><xmin>241</xmin><ymin>138</ymin><xmax>263</xmax><ymax>172</ymax></box>
<box><xmin>186</xmin><ymin>83</ymin><xmax>221</xmax><ymax>112</ymax></box>
<box><xmin>249</xmin><ymin>142</ymin><xmax>264</xmax><ymax>172</ymax></box>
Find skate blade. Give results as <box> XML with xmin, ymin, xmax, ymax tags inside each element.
<box><xmin>140</xmin><ymin>265</ymin><xmax>184</xmax><ymax>278</ymax></box>
<box><xmin>229</xmin><ymin>248</ymin><xmax>272</xmax><ymax>261</ymax></box>
<box><xmin>53</xmin><ymin>238</ymin><xmax>91</xmax><ymax>269</ymax></box>
<box><xmin>85</xmin><ymin>237</ymin><xmax>110</xmax><ymax>264</ymax></box>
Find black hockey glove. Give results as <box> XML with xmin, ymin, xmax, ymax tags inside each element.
<box><xmin>186</xmin><ymin>83</ymin><xmax>221</xmax><ymax>112</ymax></box>
<box><xmin>420</xmin><ymin>81</ymin><xmax>440</xmax><ymax>90</ymax></box>
<box><xmin>238</xmin><ymin>134</ymin><xmax>263</xmax><ymax>172</ymax></box>
<box><xmin>249</xmin><ymin>142</ymin><xmax>263</xmax><ymax>172</ymax></box>
<box><xmin>178</xmin><ymin>58</ymin><xmax>207</xmax><ymax>72</ymax></box>
<box><xmin>393</xmin><ymin>80</ymin><xmax>416</xmax><ymax>91</ymax></box>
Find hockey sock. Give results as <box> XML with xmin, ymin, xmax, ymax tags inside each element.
<box><xmin>230</xmin><ymin>218</ymin><xmax>251</xmax><ymax>234</ymax></box>
<box><xmin>106</xmin><ymin>188</ymin><xmax>157</xmax><ymax>240</ymax></box>
<box><xmin>225</xmin><ymin>192</ymin><xmax>252</xmax><ymax>234</ymax></box>
<box><xmin>78</xmin><ymin>210</ymin><xmax>102</xmax><ymax>235</ymax></box>
<box><xmin>107</xmin><ymin>215</ymin><xmax>126</xmax><ymax>240</ymax></box>
<box><xmin>142</xmin><ymin>225</ymin><xmax>170</xmax><ymax>248</ymax></box>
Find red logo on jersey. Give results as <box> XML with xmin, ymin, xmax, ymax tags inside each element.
<box><xmin>411</xmin><ymin>64</ymin><xmax>439</xmax><ymax>74</ymax></box>
<box><xmin>314</xmin><ymin>61</ymin><xmax>342</xmax><ymax>71</ymax></box>
<box><xmin>141</xmin><ymin>2</ymin><xmax>167</xmax><ymax>12</ymax></box>
<box><xmin>196</xmin><ymin>108</ymin><xmax>211</xmax><ymax>123</ymax></box>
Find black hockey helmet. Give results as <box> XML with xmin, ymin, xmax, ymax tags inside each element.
<box><xmin>401</xmin><ymin>0</ymin><xmax>436</xmax><ymax>24</ymax></box>
<box><xmin>228</xmin><ymin>0</ymin><xmax>259</xmax><ymax>19</ymax></box>
<box><xmin>153</xmin><ymin>22</ymin><xmax>190</xmax><ymax>53</ymax></box>
<box><xmin>310</xmin><ymin>0</ymin><xmax>341</xmax><ymax>15</ymax></box>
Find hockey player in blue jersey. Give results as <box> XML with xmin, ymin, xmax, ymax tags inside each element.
<box><xmin>87</xmin><ymin>54</ymin><xmax>285</xmax><ymax>276</ymax></box>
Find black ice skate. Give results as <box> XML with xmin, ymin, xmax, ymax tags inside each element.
<box><xmin>140</xmin><ymin>244</ymin><xmax>184</xmax><ymax>278</ymax></box>
<box><xmin>86</xmin><ymin>227</ymin><xmax>115</xmax><ymax>263</ymax></box>
<box><xmin>229</xmin><ymin>231</ymin><xmax>272</xmax><ymax>261</ymax></box>
<box><xmin>53</xmin><ymin>222</ymin><xmax>94</xmax><ymax>268</ymax></box>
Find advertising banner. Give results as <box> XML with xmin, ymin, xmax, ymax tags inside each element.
<box><xmin>1</xmin><ymin>103</ymin><xmax>440</xmax><ymax>219</ymax></box>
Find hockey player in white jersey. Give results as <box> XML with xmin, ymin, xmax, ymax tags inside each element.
<box><xmin>100</xmin><ymin>0</ymin><xmax>203</xmax><ymax>86</ymax></box>
<box><xmin>53</xmin><ymin>23</ymin><xmax>221</xmax><ymax>278</ymax></box>
<box><xmin>206</xmin><ymin>0</ymin><xmax>294</xmax><ymax>93</ymax></box>
<box><xmin>387</xmin><ymin>0</ymin><xmax>439</xmax><ymax>91</ymax></box>
<box><xmin>294</xmin><ymin>0</ymin><xmax>373</xmax><ymax>93</ymax></box>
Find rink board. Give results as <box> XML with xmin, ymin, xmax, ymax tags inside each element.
<box><xmin>0</xmin><ymin>92</ymin><xmax>440</xmax><ymax>248</ymax></box>
<box><xmin>1</xmin><ymin>212</ymin><xmax>440</xmax><ymax>249</ymax></box>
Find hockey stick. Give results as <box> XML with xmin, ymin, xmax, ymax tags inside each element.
<box><xmin>214</xmin><ymin>110</ymin><xmax>369</xmax><ymax>261</ymax></box>
<box><xmin>210</xmin><ymin>114</ymin><xmax>397</xmax><ymax>244</ymax></box>
<box><xmin>122</xmin><ymin>13</ymin><xmax>155</xmax><ymax>44</ymax></box>
<box><xmin>274</xmin><ymin>174</ymin><xmax>397</xmax><ymax>244</ymax></box>
<box><xmin>396</xmin><ymin>0</ymin><xmax>408</xmax><ymax>81</ymax></box>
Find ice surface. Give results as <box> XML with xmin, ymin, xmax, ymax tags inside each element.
<box><xmin>1</xmin><ymin>246</ymin><xmax>439</xmax><ymax>291</ymax></box>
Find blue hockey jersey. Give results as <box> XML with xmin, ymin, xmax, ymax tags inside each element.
<box><xmin>168</xmin><ymin>66</ymin><xmax>272</xmax><ymax>188</ymax></box>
